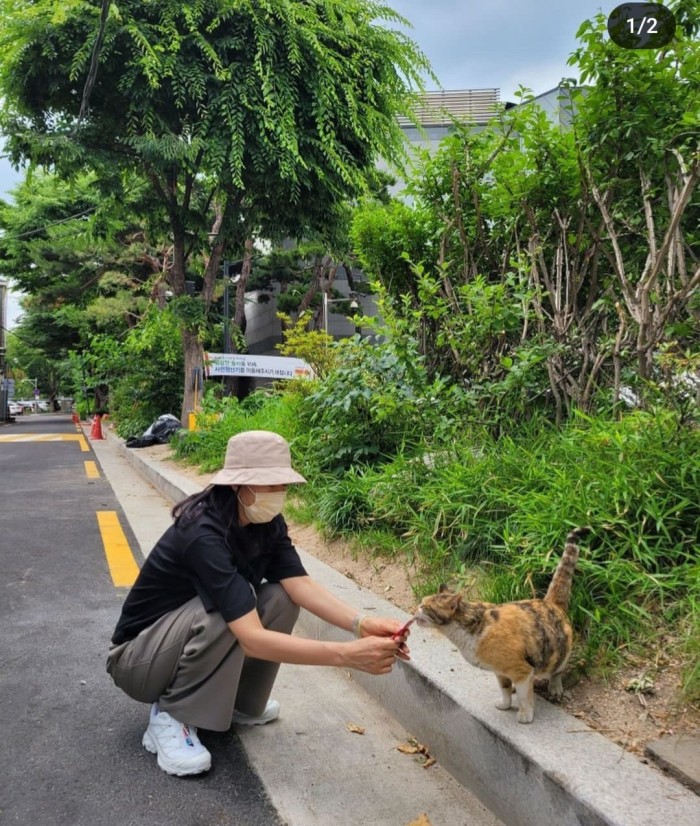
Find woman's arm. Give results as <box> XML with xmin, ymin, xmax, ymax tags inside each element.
<box><xmin>280</xmin><ymin>575</ymin><xmax>410</xmax><ymax>640</ymax></box>
<box><xmin>280</xmin><ymin>575</ymin><xmax>360</xmax><ymax>633</ymax></box>
<box><xmin>227</xmin><ymin>608</ymin><xmax>400</xmax><ymax>675</ymax></box>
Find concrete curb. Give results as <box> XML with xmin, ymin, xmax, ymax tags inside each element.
<box><xmin>110</xmin><ymin>432</ymin><xmax>700</xmax><ymax>826</ymax></box>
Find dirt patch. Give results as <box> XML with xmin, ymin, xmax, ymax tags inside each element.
<box><xmin>559</xmin><ymin>656</ymin><xmax>699</xmax><ymax>756</ymax></box>
<box><xmin>287</xmin><ymin>521</ymin><xmax>421</xmax><ymax>612</ymax></box>
<box><xmin>139</xmin><ymin>440</ymin><xmax>700</xmax><ymax>760</ymax></box>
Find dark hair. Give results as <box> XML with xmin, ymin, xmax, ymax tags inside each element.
<box><xmin>172</xmin><ymin>485</ymin><xmax>239</xmax><ymax>530</ymax></box>
<box><xmin>172</xmin><ymin>485</ymin><xmax>287</xmax><ymax>551</ymax></box>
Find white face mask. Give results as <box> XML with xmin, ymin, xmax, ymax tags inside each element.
<box><xmin>240</xmin><ymin>488</ymin><xmax>286</xmax><ymax>524</ymax></box>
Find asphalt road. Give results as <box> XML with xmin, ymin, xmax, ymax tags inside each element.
<box><xmin>0</xmin><ymin>413</ymin><xmax>284</xmax><ymax>826</ymax></box>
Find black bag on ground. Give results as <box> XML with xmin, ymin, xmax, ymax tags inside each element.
<box><xmin>126</xmin><ymin>414</ymin><xmax>182</xmax><ymax>449</ymax></box>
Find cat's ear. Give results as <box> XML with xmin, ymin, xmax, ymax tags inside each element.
<box><xmin>447</xmin><ymin>593</ymin><xmax>462</xmax><ymax>611</ymax></box>
<box><xmin>438</xmin><ymin>583</ymin><xmax>449</xmax><ymax>594</ymax></box>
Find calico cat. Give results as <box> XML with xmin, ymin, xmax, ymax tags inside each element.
<box><xmin>414</xmin><ymin>527</ymin><xmax>591</xmax><ymax>723</ymax></box>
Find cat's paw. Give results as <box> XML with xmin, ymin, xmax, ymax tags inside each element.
<box><xmin>548</xmin><ymin>674</ymin><xmax>564</xmax><ymax>701</ymax></box>
<box><xmin>517</xmin><ymin>707</ymin><xmax>534</xmax><ymax>723</ymax></box>
<box><xmin>495</xmin><ymin>699</ymin><xmax>512</xmax><ymax>710</ymax></box>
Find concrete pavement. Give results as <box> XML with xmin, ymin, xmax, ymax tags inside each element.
<box><xmin>88</xmin><ymin>421</ymin><xmax>700</xmax><ymax>826</ymax></box>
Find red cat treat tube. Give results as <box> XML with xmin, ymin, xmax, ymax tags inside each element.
<box><xmin>392</xmin><ymin>618</ymin><xmax>415</xmax><ymax>640</ymax></box>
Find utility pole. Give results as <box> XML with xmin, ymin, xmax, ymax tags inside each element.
<box><xmin>0</xmin><ymin>280</ymin><xmax>7</xmax><ymax>421</ymax></box>
<box><xmin>223</xmin><ymin>260</ymin><xmax>232</xmax><ymax>354</ymax></box>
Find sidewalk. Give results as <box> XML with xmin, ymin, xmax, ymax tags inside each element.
<box><xmin>88</xmin><ymin>423</ymin><xmax>700</xmax><ymax>826</ymax></box>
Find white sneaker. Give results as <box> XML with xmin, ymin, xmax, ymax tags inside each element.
<box><xmin>231</xmin><ymin>699</ymin><xmax>280</xmax><ymax>726</ymax></box>
<box><xmin>142</xmin><ymin>704</ymin><xmax>211</xmax><ymax>776</ymax></box>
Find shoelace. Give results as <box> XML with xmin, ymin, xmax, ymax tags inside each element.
<box><xmin>158</xmin><ymin>718</ymin><xmax>197</xmax><ymax>747</ymax></box>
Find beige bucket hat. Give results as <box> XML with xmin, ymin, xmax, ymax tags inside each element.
<box><xmin>210</xmin><ymin>430</ymin><xmax>306</xmax><ymax>486</ymax></box>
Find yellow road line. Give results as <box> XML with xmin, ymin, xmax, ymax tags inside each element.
<box><xmin>0</xmin><ymin>433</ymin><xmax>90</xmax><ymax>451</ymax></box>
<box><xmin>96</xmin><ymin>511</ymin><xmax>139</xmax><ymax>587</ymax></box>
<box><xmin>84</xmin><ymin>460</ymin><xmax>100</xmax><ymax>479</ymax></box>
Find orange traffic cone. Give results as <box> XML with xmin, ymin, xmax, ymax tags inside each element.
<box><xmin>72</xmin><ymin>412</ymin><xmax>79</xmax><ymax>424</ymax></box>
<box><xmin>90</xmin><ymin>414</ymin><xmax>105</xmax><ymax>440</ymax></box>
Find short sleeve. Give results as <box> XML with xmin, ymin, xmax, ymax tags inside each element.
<box><xmin>182</xmin><ymin>528</ymin><xmax>257</xmax><ymax>622</ymax></box>
<box><xmin>262</xmin><ymin>517</ymin><xmax>308</xmax><ymax>583</ymax></box>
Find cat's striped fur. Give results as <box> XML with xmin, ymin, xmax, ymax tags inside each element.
<box><xmin>415</xmin><ymin>527</ymin><xmax>591</xmax><ymax>723</ymax></box>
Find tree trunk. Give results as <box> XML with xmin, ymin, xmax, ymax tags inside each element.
<box><xmin>228</xmin><ymin>237</ymin><xmax>255</xmax><ymax>399</ymax></box>
<box><xmin>298</xmin><ymin>255</ymin><xmax>330</xmax><ymax>323</ymax></box>
<box><xmin>168</xmin><ymin>222</ymin><xmax>203</xmax><ymax>424</ymax></box>
<box><xmin>181</xmin><ymin>327</ymin><xmax>204</xmax><ymax>425</ymax></box>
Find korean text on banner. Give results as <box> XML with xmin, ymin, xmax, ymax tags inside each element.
<box><xmin>204</xmin><ymin>353</ymin><xmax>314</xmax><ymax>380</ymax></box>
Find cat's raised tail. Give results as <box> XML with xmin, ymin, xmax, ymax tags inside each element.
<box><xmin>543</xmin><ymin>527</ymin><xmax>592</xmax><ymax>612</ymax></box>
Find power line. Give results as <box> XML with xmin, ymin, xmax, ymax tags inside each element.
<box><xmin>0</xmin><ymin>323</ymin><xmax>36</xmax><ymax>346</ymax></box>
<box><xmin>0</xmin><ymin>206</ymin><xmax>98</xmax><ymax>242</ymax></box>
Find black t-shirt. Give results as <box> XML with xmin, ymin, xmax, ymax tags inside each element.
<box><xmin>111</xmin><ymin>487</ymin><xmax>307</xmax><ymax>645</ymax></box>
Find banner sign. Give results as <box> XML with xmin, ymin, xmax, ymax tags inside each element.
<box><xmin>204</xmin><ymin>353</ymin><xmax>314</xmax><ymax>380</ymax></box>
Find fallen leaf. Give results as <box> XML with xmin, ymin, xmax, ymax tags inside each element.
<box><xmin>346</xmin><ymin>723</ymin><xmax>365</xmax><ymax>735</ymax></box>
<box><xmin>625</xmin><ymin>674</ymin><xmax>655</xmax><ymax>695</ymax></box>
<box><xmin>405</xmin><ymin>814</ymin><xmax>432</xmax><ymax>826</ymax></box>
<box><xmin>397</xmin><ymin>737</ymin><xmax>435</xmax><ymax>767</ymax></box>
<box><xmin>401</xmin><ymin>737</ymin><xmax>429</xmax><ymax>753</ymax></box>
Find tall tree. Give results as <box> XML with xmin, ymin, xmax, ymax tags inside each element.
<box><xmin>0</xmin><ymin>0</ymin><xmax>430</xmax><ymax>420</ymax></box>
<box><xmin>571</xmin><ymin>4</ymin><xmax>700</xmax><ymax>381</ymax></box>
<box><xmin>351</xmin><ymin>1</ymin><xmax>699</xmax><ymax>422</ymax></box>
<box><xmin>0</xmin><ymin>171</ymin><xmax>159</xmax><ymax>401</ymax></box>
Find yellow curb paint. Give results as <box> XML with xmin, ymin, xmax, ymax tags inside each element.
<box><xmin>96</xmin><ymin>511</ymin><xmax>139</xmax><ymax>587</ymax></box>
<box><xmin>84</xmin><ymin>460</ymin><xmax>100</xmax><ymax>479</ymax></box>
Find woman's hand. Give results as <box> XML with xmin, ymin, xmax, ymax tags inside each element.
<box><xmin>357</xmin><ymin>615</ymin><xmax>412</xmax><ymax>662</ymax></box>
<box><xmin>341</xmin><ymin>636</ymin><xmax>405</xmax><ymax>674</ymax></box>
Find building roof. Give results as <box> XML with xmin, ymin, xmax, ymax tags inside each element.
<box><xmin>399</xmin><ymin>89</ymin><xmax>501</xmax><ymax>127</ymax></box>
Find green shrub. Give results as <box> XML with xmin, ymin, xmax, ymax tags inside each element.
<box><xmin>109</xmin><ymin>364</ymin><xmax>183</xmax><ymax>439</ymax></box>
<box><xmin>296</xmin><ymin>335</ymin><xmax>447</xmax><ymax>477</ymax></box>
<box><xmin>307</xmin><ymin>409</ymin><xmax>698</xmax><ymax>667</ymax></box>
<box><xmin>311</xmin><ymin>467</ymin><xmax>376</xmax><ymax>534</ymax></box>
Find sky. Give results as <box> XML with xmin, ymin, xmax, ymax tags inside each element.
<box><xmin>388</xmin><ymin>0</ymin><xmax>609</xmax><ymax>97</ymax></box>
<box><xmin>1</xmin><ymin>0</ymin><xmax>611</xmax><ymax>326</ymax></box>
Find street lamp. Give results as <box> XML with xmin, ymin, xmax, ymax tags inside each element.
<box><xmin>15</xmin><ymin>376</ymin><xmax>38</xmax><ymax>411</ymax></box>
<box><xmin>323</xmin><ymin>294</ymin><xmax>359</xmax><ymax>336</ymax></box>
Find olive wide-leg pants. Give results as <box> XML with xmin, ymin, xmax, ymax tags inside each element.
<box><xmin>106</xmin><ymin>584</ymin><xmax>299</xmax><ymax>731</ymax></box>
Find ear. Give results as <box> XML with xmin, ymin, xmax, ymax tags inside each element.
<box><xmin>447</xmin><ymin>593</ymin><xmax>462</xmax><ymax>611</ymax></box>
<box><xmin>438</xmin><ymin>583</ymin><xmax>449</xmax><ymax>594</ymax></box>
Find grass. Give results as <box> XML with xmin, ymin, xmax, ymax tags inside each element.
<box><xmin>171</xmin><ymin>389</ymin><xmax>305</xmax><ymax>471</ymax></box>
<box><xmin>680</xmin><ymin>597</ymin><xmax>700</xmax><ymax>703</ymax></box>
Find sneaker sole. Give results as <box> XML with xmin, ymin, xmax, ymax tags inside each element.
<box><xmin>232</xmin><ymin>701</ymin><xmax>281</xmax><ymax>726</ymax></box>
<box><xmin>142</xmin><ymin>730</ymin><xmax>211</xmax><ymax>776</ymax></box>
<box><xmin>232</xmin><ymin>716</ymin><xmax>279</xmax><ymax>726</ymax></box>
